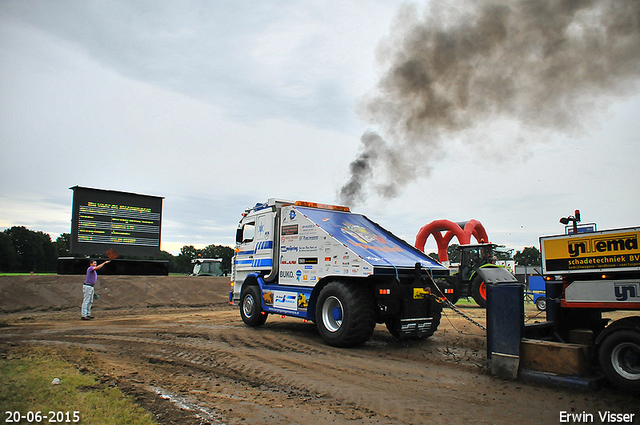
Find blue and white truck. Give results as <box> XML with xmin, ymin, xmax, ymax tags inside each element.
<box><xmin>230</xmin><ymin>199</ymin><xmax>451</xmax><ymax>347</ymax></box>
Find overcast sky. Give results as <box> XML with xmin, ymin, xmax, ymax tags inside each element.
<box><xmin>1</xmin><ymin>0</ymin><xmax>639</xmax><ymax>256</ymax></box>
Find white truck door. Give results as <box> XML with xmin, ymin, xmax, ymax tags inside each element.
<box><xmin>235</xmin><ymin>212</ymin><xmax>274</xmax><ymax>276</ymax></box>
<box><xmin>253</xmin><ymin>212</ymin><xmax>274</xmax><ymax>272</ymax></box>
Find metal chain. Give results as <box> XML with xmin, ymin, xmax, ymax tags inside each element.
<box><xmin>437</xmin><ymin>295</ymin><xmax>487</xmax><ymax>332</ymax></box>
<box><xmin>425</xmin><ymin>271</ymin><xmax>487</xmax><ymax>332</ymax></box>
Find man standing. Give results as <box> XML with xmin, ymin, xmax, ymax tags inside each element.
<box><xmin>82</xmin><ymin>259</ymin><xmax>110</xmax><ymax>320</ymax></box>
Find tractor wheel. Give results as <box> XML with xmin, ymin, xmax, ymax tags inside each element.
<box><xmin>598</xmin><ymin>330</ymin><xmax>640</xmax><ymax>391</ymax></box>
<box><xmin>535</xmin><ymin>297</ymin><xmax>547</xmax><ymax>311</ymax></box>
<box><xmin>240</xmin><ymin>285</ymin><xmax>268</xmax><ymax>327</ymax></box>
<box><xmin>316</xmin><ymin>281</ymin><xmax>375</xmax><ymax>347</ymax></box>
<box><xmin>471</xmin><ymin>276</ymin><xmax>487</xmax><ymax>308</ymax></box>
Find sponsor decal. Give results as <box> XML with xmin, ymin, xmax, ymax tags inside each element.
<box><xmin>615</xmin><ymin>282</ymin><xmax>640</xmax><ymax>301</ymax></box>
<box><xmin>298</xmin><ymin>257</ymin><xmax>318</xmax><ymax>264</ymax></box>
<box><xmin>299</xmin><ymin>245</ymin><xmax>318</xmax><ymax>253</ymax></box>
<box><xmin>280</xmin><ymin>270</ymin><xmax>294</xmax><ymax>279</ymax></box>
<box><xmin>274</xmin><ymin>291</ymin><xmax>298</xmax><ymax>310</ymax></box>
<box><xmin>341</xmin><ymin>222</ymin><xmax>385</xmax><ymax>244</ymax></box>
<box><xmin>568</xmin><ymin>233</ymin><xmax>638</xmax><ymax>258</ymax></box>
<box><xmin>281</xmin><ymin>246</ymin><xmax>299</xmax><ymax>253</ymax></box>
<box><xmin>289</xmin><ymin>210</ymin><xmax>297</xmax><ymax>220</ymax></box>
<box><xmin>297</xmin><ymin>293</ymin><xmax>309</xmax><ymax>309</ymax></box>
<box><xmin>296</xmin><ymin>270</ymin><xmax>302</xmax><ymax>281</ymax></box>
<box><xmin>282</xmin><ymin>224</ymin><xmax>299</xmax><ymax>235</ymax></box>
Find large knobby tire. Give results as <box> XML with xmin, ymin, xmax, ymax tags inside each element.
<box><xmin>240</xmin><ymin>285</ymin><xmax>268</xmax><ymax>327</ymax></box>
<box><xmin>598</xmin><ymin>330</ymin><xmax>640</xmax><ymax>391</ymax></box>
<box><xmin>471</xmin><ymin>276</ymin><xmax>487</xmax><ymax>308</ymax></box>
<box><xmin>315</xmin><ymin>281</ymin><xmax>376</xmax><ymax>347</ymax></box>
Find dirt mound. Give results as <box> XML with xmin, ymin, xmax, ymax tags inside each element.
<box><xmin>0</xmin><ymin>275</ymin><xmax>231</xmax><ymax>313</ymax></box>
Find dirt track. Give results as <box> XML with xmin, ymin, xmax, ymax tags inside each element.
<box><xmin>0</xmin><ymin>275</ymin><xmax>638</xmax><ymax>424</ymax></box>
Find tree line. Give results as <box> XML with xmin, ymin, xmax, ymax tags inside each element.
<box><xmin>0</xmin><ymin>226</ymin><xmax>234</xmax><ymax>274</ymax></box>
<box><xmin>0</xmin><ymin>226</ymin><xmax>541</xmax><ymax>274</ymax></box>
<box><xmin>428</xmin><ymin>243</ymin><xmax>542</xmax><ymax>266</ymax></box>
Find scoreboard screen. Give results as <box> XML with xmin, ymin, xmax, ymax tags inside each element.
<box><xmin>70</xmin><ymin>186</ymin><xmax>164</xmax><ymax>256</ymax></box>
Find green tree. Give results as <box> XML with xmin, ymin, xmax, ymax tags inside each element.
<box><xmin>447</xmin><ymin>244</ymin><xmax>461</xmax><ymax>263</ymax></box>
<box><xmin>176</xmin><ymin>245</ymin><xmax>198</xmax><ymax>274</ymax></box>
<box><xmin>3</xmin><ymin>226</ymin><xmax>57</xmax><ymax>272</ymax></box>
<box><xmin>55</xmin><ymin>233</ymin><xmax>71</xmax><ymax>257</ymax></box>
<box><xmin>514</xmin><ymin>246</ymin><xmax>541</xmax><ymax>266</ymax></box>
<box><xmin>428</xmin><ymin>252</ymin><xmax>439</xmax><ymax>262</ymax></box>
<box><xmin>0</xmin><ymin>232</ymin><xmax>18</xmax><ymax>271</ymax></box>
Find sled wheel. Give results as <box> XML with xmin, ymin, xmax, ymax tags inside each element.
<box><xmin>598</xmin><ymin>330</ymin><xmax>640</xmax><ymax>391</ymax></box>
<box><xmin>316</xmin><ymin>281</ymin><xmax>375</xmax><ymax>347</ymax></box>
<box><xmin>240</xmin><ymin>285</ymin><xmax>268</xmax><ymax>327</ymax></box>
<box><xmin>471</xmin><ymin>276</ymin><xmax>487</xmax><ymax>308</ymax></box>
<box><xmin>535</xmin><ymin>297</ymin><xmax>547</xmax><ymax>311</ymax></box>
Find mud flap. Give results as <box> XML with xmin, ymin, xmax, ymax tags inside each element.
<box><xmin>386</xmin><ymin>293</ymin><xmax>441</xmax><ymax>339</ymax></box>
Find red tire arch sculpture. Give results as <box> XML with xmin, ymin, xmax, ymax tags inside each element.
<box><xmin>415</xmin><ymin>219</ymin><xmax>489</xmax><ymax>263</ymax></box>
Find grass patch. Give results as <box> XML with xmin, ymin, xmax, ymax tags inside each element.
<box><xmin>453</xmin><ymin>298</ymin><xmax>479</xmax><ymax>306</ymax></box>
<box><xmin>0</xmin><ymin>346</ymin><xmax>157</xmax><ymax>425</ymax></box>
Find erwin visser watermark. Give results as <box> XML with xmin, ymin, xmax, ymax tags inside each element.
<box><xmin>559</xmin><ymin>410</ymin><xmax>636</xmax><ymax>423</ymax></box>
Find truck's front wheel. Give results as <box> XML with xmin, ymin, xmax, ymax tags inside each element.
<box><xmin>240</xmin><ymin>285</ymin><xmax>268</xmax><ymax>327</ymax></box>
<box><xmin>316</xmin><ymin>281</ymin><xmax>375</xmax><ymax>347</ymax></box>
<box><xmin>598</xmin><ymin>330</ymin><xmax>640</xmax><ymax>391</ymax></box>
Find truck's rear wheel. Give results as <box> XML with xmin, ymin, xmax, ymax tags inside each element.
<box><xmin>598</xmin><ymin>330</ymin><xmax>640</xmax><ymax>391</ymax></box>
<box><xmin>240</xmin><ymin>285</ymin><xmax>268</xmax><ymax>327</ymax></box>
<box><xmin>316</xmin><ymin>281</ymin><xmax>375</xmax><ymax>347</ymax></box>
<box><xmin>471</xmin><ymin>276</ymin><xmax>487</xmax><ymax>308</ymax></box>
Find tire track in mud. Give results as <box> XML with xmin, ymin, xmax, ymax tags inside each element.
<box><xmin>7</xmin><ymin>318</ymin><xmax>484</xmax><ymax>423</ymax></box>
<box><xmin>2</xmin><ymin>307</ymin><xmax>638</xmax><ymax>425</ymax></box>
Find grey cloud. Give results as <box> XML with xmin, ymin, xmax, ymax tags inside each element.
<box><xmin>339</xmin><ymin>0</ymin><xmax>640</xmax><ymax>205</ymax></box>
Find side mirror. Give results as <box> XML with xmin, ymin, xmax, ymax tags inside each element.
<box><xmin>236</xmin><ymin>227</ymin><xmax>243</xmax><ymax>244</ymax></box>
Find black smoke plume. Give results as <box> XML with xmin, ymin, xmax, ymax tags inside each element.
<box><xmin>339</xmin><ymin>0</ymin><xmax>640</xmax><ymax>206</ymax></box>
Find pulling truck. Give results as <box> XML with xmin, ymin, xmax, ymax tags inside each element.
<box><xmin>230</xmin><ymin>199</ymin><xmax>451</xmax><ymax>347</ymax></box>
<box><xmin>538</xmin><ymin>226</ymin><xmax>640</xmax><ymax>390</ymax></box>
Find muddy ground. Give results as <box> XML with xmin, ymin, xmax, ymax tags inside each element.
<box><xmin>0</xmin><ymin>275</ymin><xmax>638</xmax><ymax>425</ymax></box>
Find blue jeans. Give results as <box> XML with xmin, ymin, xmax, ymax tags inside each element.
<box><xmin>82</xmin><ymin>284</ymin><xmax>94</xmax><ymax>317</ymax></box>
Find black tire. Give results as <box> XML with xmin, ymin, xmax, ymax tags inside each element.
<box><xmin>240</xmin><ymin>285</ymin><xmax>268</xmax><ymax>327</ymax></box>
<box><xmin>598</xmin><ymin>330</ymin><xmax>640</xmax><ymax>391</ymax></box>
<box><xmin>385</xmin><ymin>301</ymin><xmax>442</xmax><ymax>340</ymax></box>
<box><xmin>315</xmin><ymin>281</ymin><xmax>375</xmax><ymax>347</ymax></box>
<box><xmin>535</xmin><ymin>297</ymin><xmax>547</xmax><ymax>311</ymax></box>
<box><xmin>471</xmin><ymin>276</ymin><xmax>487</xmax><ymax>308</ymax></box>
